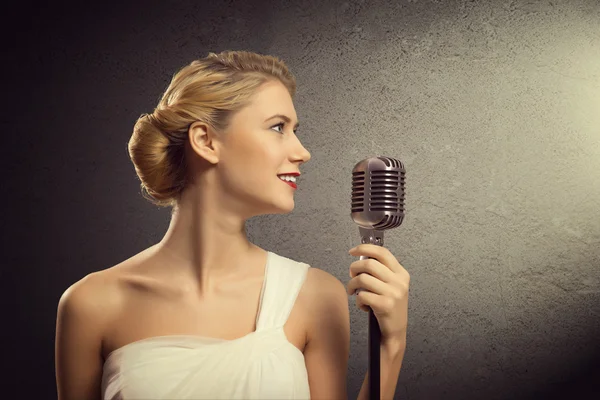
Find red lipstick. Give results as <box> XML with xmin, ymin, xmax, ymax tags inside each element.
<box><xmin>282</xmin><ymin>180</ymin><xmax>297</xmax><ymax>189</ymax></box>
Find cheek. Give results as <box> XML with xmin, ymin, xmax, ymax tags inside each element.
<box><xmin>222</xmin><ymin>141</ymin><xmax>281</xmax><ymax>185</ymax></box>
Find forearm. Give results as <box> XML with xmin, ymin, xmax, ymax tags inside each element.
<box><xmin>357</xmin><ymin>338</ymin><xmax>406</xmax><ymax>400</ymax></box>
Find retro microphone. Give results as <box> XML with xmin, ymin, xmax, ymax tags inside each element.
<box><xmin>351</xmin><ymin>156</ymin><xmax>406</xmax><ymax>400</ymax></box>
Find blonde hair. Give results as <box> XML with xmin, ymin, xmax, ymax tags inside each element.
<box><xmin>127</xmin><ymin>50</ymin><xmax>297</xmax><ymax>210</ymax></box>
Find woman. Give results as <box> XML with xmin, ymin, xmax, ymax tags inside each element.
<box><xmin>55</xmin><ymin>50</ymin><xmax>410</xmax><ymax>400</ymax></box>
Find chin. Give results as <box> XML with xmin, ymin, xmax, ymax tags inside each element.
<box><xmin>278</xmin><ymin>204</ymin><xmax>295</xmax><ymax>214</ymax></box>
<box><xmin>274</xmin><ymin>199</ymin><xmax>295</xmax><ymax>214</ymax></box>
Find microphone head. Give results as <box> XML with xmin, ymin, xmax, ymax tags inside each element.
<box><xmin>351</xmin><ymin>156</ymin><xmax>405</xmax><ymax>230</ymax></box>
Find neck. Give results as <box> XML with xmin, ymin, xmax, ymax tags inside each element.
<box><xmin>155</xmin><ymin>187</ymin><xmax>258</xmax><ymax>297</ymax></box>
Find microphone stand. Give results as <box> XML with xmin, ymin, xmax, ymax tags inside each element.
<box><xmin>358</xmin><ymin>226</ymin><xmax>385</xmax><ymax>400</ymax></box>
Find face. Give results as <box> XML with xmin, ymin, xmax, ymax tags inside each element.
<box><xmin>190</xmin><ymin>80</ymin><xmax>311</xmax><ymax>218</ymax></box>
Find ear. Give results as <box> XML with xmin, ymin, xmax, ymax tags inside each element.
<box><xmin>188</xmin><ymin>121</ymin><xmax>221</xmax><ymax>165</ymax></box>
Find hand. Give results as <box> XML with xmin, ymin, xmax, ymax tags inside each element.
<box><xmin>347</xmin><ymin>244</ymin><xmax>410</xmax><ymax>341</ymax></box>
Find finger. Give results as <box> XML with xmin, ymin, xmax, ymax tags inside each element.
<box><xmin>356</xmin><ymin>297</ymin><xmax>370</xmax><ymax>313</ymax></box>
<box><xmin>355</xmin><ymin>290</ymin><xmax>388</xmax><ymax>313</ymax></box>
<box><xmin>347</xmin><ymin>272</ymin><xmax>391</xmax><ymax>296</ymax></box>
<box><xmin>354</xmin><ymin>289</ymin><xmax>370</xmax><ymax>312</ymax></box>
<box><xmin>349</xmin><ymin>244</ymin><xmax>404</xmax><ymax>274</ymax></box>
<box><xmin>349</xmin><ymin>258</ymin><xmax>395</xmax><ymax>282</ymax></box>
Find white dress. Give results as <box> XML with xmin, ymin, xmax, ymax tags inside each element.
<box><xmin>101</xmin><ymin>250</ymin><xmax>312</xmax><ymax>399</ymax></box>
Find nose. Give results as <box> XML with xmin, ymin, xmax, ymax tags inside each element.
<box><xmin>290</xmin><ymin>133</ymin><xmax>311</xmax><ymax>166</ymax></box>
<box><xmin>300</xmin><ymin>145</ymin><xmax>311</xmax><ymax>164</ymax></box>
<box><xmin>295</xmin><ymin>143</ymin><xmax>311</xmax><ymax>165</ymax></box>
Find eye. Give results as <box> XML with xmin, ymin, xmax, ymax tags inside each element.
<box><xmin>271</xmin><ymin>122</ymin><xmax>286</xmax><ymax>134</ymax></box>
<box><xmin>271</xmin><ymin>122</ymin><xmax>298</xmax><ymax>135</ymax></box>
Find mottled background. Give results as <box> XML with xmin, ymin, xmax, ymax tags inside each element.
<box><xmin>4</xmin><ymin>0</ymin><xmax>600</xmax><ymax>399</ymax></box>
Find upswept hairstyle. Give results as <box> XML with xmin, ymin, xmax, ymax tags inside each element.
<box><xmin>127</xmin><ymin>50</ymin><xmax>296</xmax><ymax>210</ymax></box>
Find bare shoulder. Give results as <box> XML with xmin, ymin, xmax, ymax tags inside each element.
<box><xmin>301</xmin><ymin>267</ymin><xmax>350</xmax><ymax>337</ymax></box>
<box><xmin>300</xmin><ymin>266</ymin><xmax>350</xmax><ymax>399</ymax></box>
<box><xmin>57</xmin><ymin>269</ymin><xmax>123</xmax><ymax>331</ymax></box>
<box><xmin>60</xmin><ymin>269</ymin><xmax>120</xmax><ymax>304</ymax></box>
<box><xmin>55</xmin><ymin>267</ymin><xmax>128</xmax><ymax>400</ymax></box>
<box><xmin>58</xmin><ymin>245</ymin><xmax>157</xmax><ymax>319</ymax></box>
<box><xmin>303</xmin><ymin>267</ymin><xmax>347</xmax><ymax>301</ymax></box>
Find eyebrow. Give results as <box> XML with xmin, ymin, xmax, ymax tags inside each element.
<box><xmin>265</xmin><ymin>114</ymin><xmax>300</xmax><ymax>129</ymax></box>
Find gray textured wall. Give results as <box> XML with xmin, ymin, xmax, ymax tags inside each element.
<box><xmin>5</xmin><ymin>0</ymin><xmax>600</xmax><ymax>399</ymax></box>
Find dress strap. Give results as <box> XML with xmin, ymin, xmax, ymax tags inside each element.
<box><xmin>255</xmin><ymin>251</ymin><xmax>310</xmax><ymax>331</ymax></box>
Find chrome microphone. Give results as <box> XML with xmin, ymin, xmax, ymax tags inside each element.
<box><xmin>350</xmin><ymin>156</ymin><xmax>406</xmax><ymax>400</ymax></box>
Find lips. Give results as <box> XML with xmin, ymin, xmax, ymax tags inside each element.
<box><xmin>278</xmin><ymin>176</ymin><xmax>298</xmax><ymax>189</ymax></box>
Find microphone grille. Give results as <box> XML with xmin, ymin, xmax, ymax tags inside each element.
<box><xmin>351</xmin><ymin>156</ymin><xmax>405</xmax><ymax>229</ymax></box>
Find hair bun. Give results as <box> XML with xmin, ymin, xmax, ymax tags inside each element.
<box><xmin>128</xmin><ymin>112</ymin><xmax>184</xmax><ymax>207</ymax></box>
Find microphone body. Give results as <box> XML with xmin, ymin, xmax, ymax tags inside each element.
<box><xmin>351</xmin><ymin>156</ymin><xmax>406</xmax><ymax>400</ymax></box>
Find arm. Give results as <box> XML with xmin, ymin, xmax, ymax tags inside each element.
<box><xmin>303</xmin><ymin>268</ymin><xmax>407</xmax><ymax>400</ymax></box>
<box><xmin>356</xmin><ymin>337</ymin><xmax>407</xmax><ymax>400</ymax></box>
<box><xmin>303</xmin><ymin>268</ymin><xmax>350</xmax><ymax>399</ymax></box>
<box><xmin>55</xmin><ymin>273</ymin><xmax>109</xmax><ymax>400</ymax></box>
